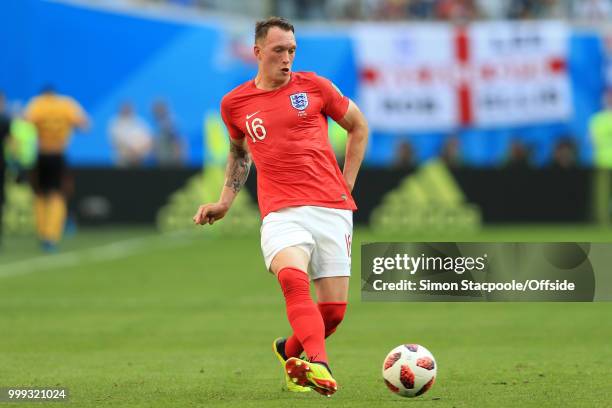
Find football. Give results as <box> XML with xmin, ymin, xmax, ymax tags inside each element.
<box><xmin>382</xmin><ymin>344</ymin><xmax>437</xmax><ymax>397</ymax></box>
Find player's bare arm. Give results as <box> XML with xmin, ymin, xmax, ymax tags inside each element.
<box><xmin>193</xmin><ymin>137</ymin><xmax>252</xmax><ymax>225</ymax></box>
<box><xmin>226</xmin><ymin>138</ymin><xmax>252</xmax><ymax>194</ymax></box>
<box><xmin>337</xmin><ymin>99</ymin><xmax>368</xmax><ymax>192</ymax></box>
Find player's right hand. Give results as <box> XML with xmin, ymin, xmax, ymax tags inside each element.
<box><xmin>192</xmin><ymin>202</ymin><xmax>229</xmax><ymax>226</ymax></box>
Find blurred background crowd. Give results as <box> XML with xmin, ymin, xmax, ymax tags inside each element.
<box><xmin>111</xmin><ymin>0</ymin><xmax>612</xmax><ymax>22</ymax></box>
<box><xmin>2</xmin><ymin>0</ymin><xmax>612</xmax><ymax>246</ymax></box>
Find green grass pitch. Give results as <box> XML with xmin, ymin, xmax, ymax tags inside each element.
<box><xmin>1</xmin><ymin>226</ymin><xmax>611</xmax><ymax>407</ymax></box>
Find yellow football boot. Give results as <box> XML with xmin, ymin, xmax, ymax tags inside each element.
<box><xmin>285</xmin><ymin>357</ymin><xmax>338</xmax><ymax>396</ymax></box>
<box><xmin>272</xmin><ymin>338</ymin><xmax>311</xmax><ymax>393</ymax></box>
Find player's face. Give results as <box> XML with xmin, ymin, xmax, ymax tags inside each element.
<box><xmin>255</xmin><ymin>27</ymin><xmax>296</xmax><ymax>82</ymax></box>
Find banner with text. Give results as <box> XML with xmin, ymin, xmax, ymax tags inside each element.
<box><xmin>353</xmin><ymin>21</ymin><xmax>572</xmax><ymax>131</ymax></box>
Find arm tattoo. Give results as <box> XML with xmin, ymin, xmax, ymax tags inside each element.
<box><xmin>225</xmin><ymin>142</ymin><xmax>252</xmax><ymax>193</ymax></box>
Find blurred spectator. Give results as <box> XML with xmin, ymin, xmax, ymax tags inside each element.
<box><xmin>393</xmin><ymin>139</ymin><xmax>416</xmax><ymax>168</ymax></box>
<box><xmin>378</xmin><ymin>0</ymin><xmax>410</xmax><ymax>20</ymax></box>
<box><xmin>436</xmin><ymin>0</ymin><xmax>479</xmax><ymax>21</ymax></box>
<box><xmin>276</xmin><ymin>0</ymin><xmax>327</xmax><ymax>20</ymax></box>
<box><xmin>590</xmin><ymin>89</ymin><xmax>612</xmax><ymax>168</ymax></box>
<box><xmin>507</xmin><ymin>0</ymin><xmax>536</xmax><ymax>19</ymax></box>
<box><xmin>475</xmin><ymin>0</ymin><xmax>506</xmax><ymax>19</ymax></box>
<box><xmin>505</xmin><ymin>140</ymin><xmax>531</xmax><ymax>168</ymax></box>
<box><xmin>7</xmin><ymin>102</ymin><xmax>38</xmax><ymax>183</ymax></box>
<box><xmin>0</xmin><ymin>92</ymin><xmax>11</xmax><ymax>247</ymax></box>
<box><xmin>152</xmin><ymin>99</ymin><xmax>184</xmax><ymax>167</ymax></box>
<box><xmin>542</xmin><ymin>0</ymin><xmax>566</xmax><ymax>18</ymax></box>
<box><xmin>551</xmin><ymin>138</ymin><xmax>578</xmax><ymax>169</ymax></box>
<box><xmin>296</xmin><ymin>0</ymin><xmax>327</xmax><ymax>19</ymax></box>
<box><xmin>507</xmin><ymin>0</ymin><xmax>565</xmax><ymax>19</ymax></box>
<box><xmin>572</xmin><ymin>0</ymin><xmax>612</xmax><ymax>22</ymax></box>
<box><xmin>440</xmin><ymin>134</ymin><xmax>462</xmax><ymax>168</ymax></box>
<box><xmin>108</xmin><ymin>102</ymin><xmax>153</xmax><ymax>167</ymax></box>
<box><xmin>408</xmin><ymin>0</ymin><xmax>437</xmax><ymax>19</ymax></box>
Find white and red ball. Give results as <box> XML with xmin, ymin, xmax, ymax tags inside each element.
<box><xmin>382</xmin><ymin>344</ymin><xmax>437</xmax><ymax>397</ymax></box>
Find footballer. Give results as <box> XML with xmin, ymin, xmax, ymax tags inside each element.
<box><xmin>193</xmin><ymin>16</ymin><xmax>368</xmax><ymax>396</ymax></box>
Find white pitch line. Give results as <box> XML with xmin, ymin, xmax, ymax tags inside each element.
<box><xmin>0</xmin><ymin>231</ymin><xmax>197</xmax><ymax>279</ymax></box>
<box><xmin>0</xmin><ymin>252</ymin><xmax>82</xmax><ymax>279</ymax></box>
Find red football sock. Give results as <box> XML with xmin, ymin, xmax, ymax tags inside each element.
<box><xmin>284</xmin><ymin>301</ymin><xmax>348</xmax><ymax>359</ymax></box>
<box><xmin>284</xmin><ymin>335</ymin><xmax>303</xmax><ymax>359</ymax></box>
<box><xmin>318</xmin><ymin>302</ymin><xmax>347</xmax><ymax>337</ymax></box>
<box><xmin>277</xmin><ymin>267</ymin><xmax>327</xmax><ymax>363</ymax></box>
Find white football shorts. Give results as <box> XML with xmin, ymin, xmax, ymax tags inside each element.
<box><xmin>260</xmin><ymin>205</ymin><xmax>353</xmax><ymax>280</ymax></box>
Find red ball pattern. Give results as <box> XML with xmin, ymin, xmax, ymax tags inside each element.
<box><xmin>384</xmin><ymin>352</ymin><xmax>402</xmax><ymax>370</ymax></box>
<box><xmin>400</xmin><ymin>365</ymin><xmax>415</xmax><ymax>389</ymax></box>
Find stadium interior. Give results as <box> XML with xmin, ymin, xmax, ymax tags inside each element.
<box><xmin>1</xmin><ymin>1</ymin><xmax>611</xmax><ymax>407</ymax></box>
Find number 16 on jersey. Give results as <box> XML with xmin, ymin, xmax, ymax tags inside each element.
<box><xmin>246</xmin><ymin>116</ymin><xmax>267</xmax><ymax>143</ymax></box>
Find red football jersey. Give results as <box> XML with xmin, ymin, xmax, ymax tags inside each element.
<box><xmin>220</xmin><ymin>71</ymin><xmax>357</xmax><ymax>219</ymax></box>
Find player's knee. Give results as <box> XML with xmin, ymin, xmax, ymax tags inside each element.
<box><xmin>270</xmin><ymin>247</ymin><xmax>310</xmax><ymax>276</ymax></box>
<box><xmin>277</xmin><ymin>267</ymin><xmax>310</xmax><ymax>298</ymax></box>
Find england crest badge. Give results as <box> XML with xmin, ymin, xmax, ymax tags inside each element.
<box><xmin>289</xmin><ymin>92</ymin><xmax>309</xmax><ymax>111</ymax></box>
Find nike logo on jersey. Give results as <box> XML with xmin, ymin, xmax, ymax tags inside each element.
<box><xmin>246</xmin><ymin>111</ymin><xmax>260</xmax><ymax>119</ymax></box>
